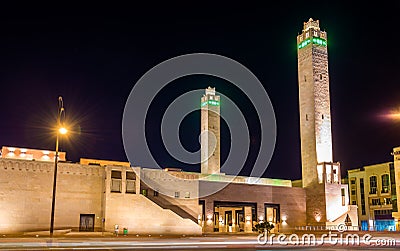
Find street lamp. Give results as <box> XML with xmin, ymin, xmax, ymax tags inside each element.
<box><xmin>50</xmin><ymin>96</ymin><xmax>67</xmax><ymax>237</ymax></box>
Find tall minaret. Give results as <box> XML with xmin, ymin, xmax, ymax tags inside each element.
<box><xmin>200</xmin><ymin>87</ymin><xmax>220</xmax><ymax>175</ymax></box>
<box><xmin>297</xmin><ymin>18</ymin><xmax>347</xmax><ymax>225</ymax></box>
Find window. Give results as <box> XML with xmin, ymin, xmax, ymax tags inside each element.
<box><xmin>322</xmin><ymin>114</ymin><xmax>324</xmax><ymax>119</ymax></box>
<box><xmin>306</xmin><ymin>32</ymin><xmax>309</xmax><ymax>38</ymax></box>
<box><xmin>142</xmin><ymin>189</ymin><xmax>148</xmax><ymax>197</ymax></box>
<box><xmin>306</xmin><ymin>114</ymin><xmax>308</xmax><ymax>121</ymax></box>
<box><xmin>320</xmin><ymin>74</ymin><xmax>323</xmax><ymax>80</ymax></box>
<box><xmin>350</xmin><ymin>179</ymin><xmax>356</xmax><ymax>185</ymax></box>
<box><xmin>381</xmin><ymin>174</ymin><xmax>389</xmax><ymax>193</ymax></box>
<box><xmin>352</xmin><ymin>201</ymin><xmax>357</xmax><ymax>205</ymax></box>
<box><xmin>360</xmin><ymin>178</ymin><xmax>366</xmax><ymax>215</ymax></box>
<box><xmin>185</xmin><ymin>192</ymin><xmax>190</xmax><ymax>198</ymax></box>
<box><xmin>384</xmin><ymin>198</ymin><xmax>391</xmax><ymax>205</ymax></box>
<box><xmin>126</xmin><ymin>171</ymin><xmax>136</xmax><ymax>194</ymax></box>
<box><xmin>351</xmin><ymin>189</ymin><xmax>356</xmax><ymax>196</ymax></box>
<box><xmin>369</xmin><ymin>176</ymin><xmax>377</xmax><ymax>194</ymax></box>
<box><xmin>111</xmin><ymin>170</ymin><xmax>122</xmax><ymax>193</ymax></box>
<box><xmin>174</xmin><ymin>191</ymin><xmax>180</xmax><ymax>198</ymax></box>
<box><xmin>153</xmin><ymin>190</ymin><xmax>159</xmax><ymax>197</ymax></box>
<box><xmin>304</xmin><ymin>75</ymin><xmax>307</xmax><ymax>82</ymax></box>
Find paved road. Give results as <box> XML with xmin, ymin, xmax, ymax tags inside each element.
<box><xmin>0</xmin><ymin>235</ymin><xmax>398</xmax><ymax>250</ymax></box>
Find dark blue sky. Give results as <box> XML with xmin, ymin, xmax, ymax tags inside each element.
<box><xmin>0</xmin><ymin>2</ymin><xmax>399</xmax><ymax>180</ymax></box>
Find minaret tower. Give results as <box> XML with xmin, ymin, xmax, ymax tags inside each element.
<box><xmin>297</xmin><ymin>18</ymin><xmax>347</xmax><ymax>225</ymax></box>
<box><xmin>200</xmin><ymin>87</ymin><xmax>220</xmax><ymax>175</ymax></box>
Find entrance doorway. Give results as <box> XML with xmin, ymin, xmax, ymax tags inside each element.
<box><xmin>79</xmin><ymin>214</ymin><xmax>95</xmax><ymax>232</ymax></box>
<box><xmin>213</xmin><ymin>201</ymin><xmax>256</xmax><ymax>233</ymax></box>
<box><xmin>265</xmin><ymin>204</ymin><xmax>280</xmax><ymax>232</ymax></box>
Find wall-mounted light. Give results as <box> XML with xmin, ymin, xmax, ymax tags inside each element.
<box><xmin>282</xmin><ymin>215</ymin><xmax>287</xmax><ymax>225</ymax></box>
<box><xmin>20</xmin><ymin>149</ymin><xmax>27</xmax><ymax>158</ymax></box>
<box><xmin>7</xmin><ymin>147</ymin><xmax>15</xmax><ymax>157</ymax></box>
<box><xmin>42</xmin><ymin>151</ymin><xmax>50</xmax><ymax>160</ymax></box>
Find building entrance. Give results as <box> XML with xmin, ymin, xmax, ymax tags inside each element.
<box><xmin>79</xmin><ymin>214</ymin><xmax>95</xmax><ymax>232</ymax></box>
<box><xmin>213</xmin><ymin>201</ymin><xmax>256</xmax><ymax>233</ymax></box>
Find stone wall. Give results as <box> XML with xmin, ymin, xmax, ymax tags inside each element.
<box><xmin>0</xmin><ymin>159</ymin><xmax>103</xmax><ymax>233</ymax></box>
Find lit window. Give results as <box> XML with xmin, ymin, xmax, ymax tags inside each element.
<box><xmin>369</xmin><ymin>176</ymin><xmax>377</xmax><ymax>194</ymax></box>
<box><xmin>381</xmin><ymin>174</ymin><xmax>389</xmax><ymax>193</ymax></box>
<box><xmin>174</xmin><ymin>191</ymin><xmax>180</xmax><ymax>198</ymax></box>
<box><xmin>185</xmin><ymin>192</ymin><xmax>190</xmax><ymax>198</ymax></box>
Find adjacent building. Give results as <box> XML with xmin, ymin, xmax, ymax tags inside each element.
<box><xmin>347</xmin><ymin>162</ymin><xmax>397</xmax><ymax>231</ymax></box>
<box><xmin>392</xmin><ymin>146</ymin><xmax>400</xmax><ymax>230</ymax></box>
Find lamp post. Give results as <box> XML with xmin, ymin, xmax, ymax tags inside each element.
<box><xmin>50</xmin><ymin>96</ymin><xmax>67</xmax><ymax>237</ymax></box>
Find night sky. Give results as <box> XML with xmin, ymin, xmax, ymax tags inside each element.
<box><xmin>0</xmin><ymin>3</ymin><xmax>399</xmax><ymax>180</ymax></box>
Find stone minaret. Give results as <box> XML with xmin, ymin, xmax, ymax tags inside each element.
<box><xmin>200</xmin><ymin>87</ymin><xmax>220</xmax><ymax>175</ymax></box>
<box><xmin>297</xmin><ymin>18</ymin><xmax>346</xmax><ymax>225</ymax></box>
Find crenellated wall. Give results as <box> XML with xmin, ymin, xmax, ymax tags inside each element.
<box><xmin>0</xmin><ymin>159</ymin><xmax>103</xmax><ymax>233</ymax></box>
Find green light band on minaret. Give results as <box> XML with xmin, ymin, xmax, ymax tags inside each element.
<box><xmin>201</xmin><ymin>100</ymin><xmax>220</xmax><ymax>107</ymax></box>
<box><xmin>298</xmin><ymin>37</ymin><xmax>327</xmax><ymax>49</ymax></box>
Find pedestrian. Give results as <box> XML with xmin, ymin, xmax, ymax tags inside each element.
<box><xmin>114</xmin><ymin>224</ymin><xmax>119</xmax><ymax>236</ymax></box>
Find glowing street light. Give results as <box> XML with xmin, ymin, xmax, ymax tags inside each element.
<box><xmin>58</xmin><ymin>127</ymin><xmax>68</xmax><ymax>135</ymax></box>
<box><xmin>50</xmin><ymin>96</ymin><xmax>67</xmax><ymax>237</ymax></box>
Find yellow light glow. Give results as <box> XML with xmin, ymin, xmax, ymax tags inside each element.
<box><xmin>59</xmin><ymin>127</ymin><xmax>68</xmax><ymax>135</ymax></box>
